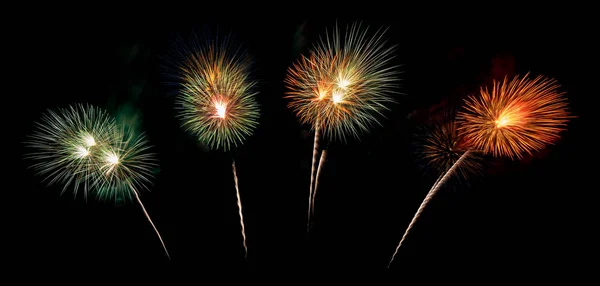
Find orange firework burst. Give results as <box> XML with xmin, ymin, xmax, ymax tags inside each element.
<box><xmin>457</xmin><ymin>74</ymin><xmax>570</xmax><ymax>159</ymax></box>
<box><xmin>389</xmin><ymin>74</ymin><xmax>571</xmax><ymax>268</ymax></box>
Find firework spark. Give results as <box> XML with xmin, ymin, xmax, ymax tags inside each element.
<box><xmin>173</xmin><ymin>36</ymin><xmax>260</xmax><ymax>151</ymax></box>
<box><xmin>285</xmin><ymin>22</ymin><xmax>400</xmax><ymax>230</ymax></box>
<box><xmin>457</xmin><ymin>73</ymin><xmax>570</xmax><ymax>159</ymax></box>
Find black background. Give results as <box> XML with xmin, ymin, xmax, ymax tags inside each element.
<box><xmin>8</xmin><ymin>15</ymin><xmax>592</xmax><ymax>279</ymax></box>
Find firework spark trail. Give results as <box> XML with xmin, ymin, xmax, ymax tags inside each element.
<box><xmin>129</xmin><ymin>183</ymin><xmax>170</xmax><ymax>260</ymax></box>
<box><xmin>427</xmin><ymin>172</ymin><xmax>444</xmax><ymax>200</ymax></box>
<box><xmin>286</xmin><ymin>23</ymin><xmax>400</xmax><ymax>232</ymax></box>
<box><xmin>388</xmin><ymin>150</ymin><xmax>472</xmax><ymax>268</ymax></box>
<box><xmin>311</xmin><ymin>149</ymin><xmax>327</xmax><ymax>220</ymax></box>
<box><xmin>232</xmin><ymin>160</ymin><xmax>248</xmax><ymax>258</ymax></box>
<box><xmin>308</xmin><ymin>122</ymin><xmax>321</xmax><ymax>231</ymax></box>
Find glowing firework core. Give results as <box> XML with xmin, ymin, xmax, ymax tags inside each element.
<box><xmin>75</xmin><ymin>146</ymin><xmax>89</xmax><ymax>158</ymax></box>
<box><xmin>318</xmin><ymin>90</ymin><xmax>327</xmax><ymax>100</ymax></box>
<box><xmin>332</xmin><ymin>92</ymin><xmax>343</xmax><ymax>104</ymax></box>
<box><xmin>338</xmin><ymin>79</ymin><xmax>350</xmax><ymax>90</ymax></box>
<box><xmin>106</xmin><ymin>153</ymin><xmax>119</xmax><ymax>165</ymax></box>
<box><xmin>495</xmin><ymin>116</ymin><xmax>510</xmax><ymax>128</ymax></box>
<box><xmin>215</xmin><ymin>102</ymin><xmax>227</xmax><ymax>118</ymax></box>
<box><xmin>84</xmin><ymin>135</ymin><xmax>96</xmax><ymax>147</ymax></box>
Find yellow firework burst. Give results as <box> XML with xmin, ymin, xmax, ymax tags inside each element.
<box><xmin>457</xmin><ymin>73</ymin><xmax>571</xmax><ymax>159</ymax></box>
<box><xmin>285</xmin><ymin>22</ymin><xmax>400</xmax><ymax>141</ymax></box>
<box><xmin>173</xmin><ymin>37</ymin><xmax>260</xmax><ymax>151</ymax></box>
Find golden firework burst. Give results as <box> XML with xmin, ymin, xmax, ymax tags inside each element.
<box><xmin>457</xmin><ymin>74</ymin><xmax>570</xmax><ymax>159</ymax></box>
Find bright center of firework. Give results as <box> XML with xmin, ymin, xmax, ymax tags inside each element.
<box><xmin>84</xmin><ymin>135</ymin><xmax>96</xmax><ymax>147</ymax></box>
<box><xmin>215</xmin><ymin>102</ymin><xmax>227</xmax><ymax>118</ymax></box>
<box><xmin>332</xmin><ymin>92</ymin><xmax>343</xmax><ymax>104</ymax></box>
<box><xmin>338</xmin><ymin>79</ymin><xmax>350</xmax><ymax>90</ymax></box>
<box><xmin>75</xmin><ymin>146</ymin><xmax>89</xmax><ymax>158</ymax></box>
<box><xmin>495</xmin><ymin>116</ymin><xmax>510</xmax><ymax>128</ymax></box>
<box><xmin>318</xmin><ymin>91</ymin><xmax>327</xmax><ymax>100</ymax></box>
<box><xmin>106</xmin><ymin>153</ymin><xmax>119</xmax><ymax>165</ymax></box>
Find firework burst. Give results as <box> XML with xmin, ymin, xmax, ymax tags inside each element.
<box><xmin>26</xmin><ymin>104</ymin><xmax>170</xmax><ymax>259</ymax></box>
<box><xmin>93</xmin><ymin>127</ymin><xmax>157</xmax><ymax>202</ymax></box>
<box><xmin>285</xmin><ymin>22</ymin><xmax>400</xmax><ymax>141</ymax></box>
<box><xmin>285</xmin><ymin>22</ymin><xmax>401</xmax><ymax>230</ymax></box>
<box><xmin>415</xmin><ymin>113</ymin><xmax>482</xmax><ymax>181</ymax></box>
<box><xmin>25</xmin><ymin>104</ymin><xmax>116</xmax><ymax>198</ymax></box>
<box><xmin>169</xmin><ymin>33</ymin><xmax>260</xmax><ymax>258</ymax></box>
<box><xmin>173</xmin><ymin>36</ymin><xmax>260</xmax><ymax>151</ymax></box>
<box><xmin>457</xmin><ymin>73</ymin><xmax>570</xmax><ymax>159</ymax></box>
<box><xmin>388</xmin><ymin>74</ymin><xmax>571</xmax><ymax>268</ymax></box>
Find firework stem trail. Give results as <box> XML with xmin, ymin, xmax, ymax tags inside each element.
<box><xmin>308</xmin><ymin>122</ymin><xmax>321</xmax><ymax>231</ymax></box>
<box><xmin>232</xmin><ymin>160</ymin><xmax>248</xmax><ymax>258</ymax></box>
<box><xmin>387</xmin><ymin>150</ymin><xmax>472</xmax><ymax>268</ymax></box>
<box><xmin>428</xmin><ymin>169</ymin><xmax>445</xmax><ymax>196</ymax></box>
<box><xmin>311</xmin><ymin>149</ymin><xmax>327</xmax><ymax>220</ymax></box>
<box><xmin>130</xmin><ymin>183</ymin><xmax>171</xmax><ymax>260</ymax></box>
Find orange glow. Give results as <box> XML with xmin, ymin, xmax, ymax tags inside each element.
<box><xmin>495</xmin><ymin>116</ymin><xmax>510</xmax><ymax>128</ymax></box>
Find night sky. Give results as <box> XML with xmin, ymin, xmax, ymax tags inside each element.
<box><xmin>9</xmin><ymin>16</ymin><xmax>592</xmax><ymax>278</ymax></box>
